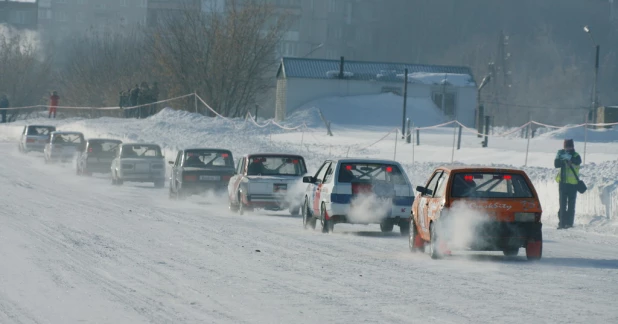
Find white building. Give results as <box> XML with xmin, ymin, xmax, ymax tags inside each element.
<box><xmin>275</xmin><ymin>57</ymin><xmax>478</xmax><ymax>126</ymax></box>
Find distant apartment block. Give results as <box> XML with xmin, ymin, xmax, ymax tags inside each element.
<box><xmin>0</xmin><ymin>0</ymin><xmax>39</xmax><ymax>30</ymax></box>
<box><xmin>37</xmin><ymin>0</ymin><xmax>148</xmax><ymax>40</ymax></box>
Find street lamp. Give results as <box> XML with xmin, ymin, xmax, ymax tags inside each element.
<box><xmin>583</xmin><ymin>25</ymin><xmax>600</xmax><ymax>124</ymax></box>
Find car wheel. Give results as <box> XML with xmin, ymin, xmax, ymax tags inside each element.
<box><xmin>429</xmin><ymin>223</ymin><xmax>442</xmax><ymax>260</ymax></box>
<box><xmin>320</xmin><ymin>204</ymin><xmax>333</xmax><ymax>233</ymax></box>
<box><xmin>380</xmin><ymin>220</ymin><xmax>394</xmax><ymax>233</ymax></box>
<box><xmin>302</xmin><ymin>198</ymin><xmax>316</xmax><ymax>230</ymax></box>
<box><xmin>111</xmin><ymin>176</ymin><xmax>117</xmax><ymax>185</ymax></box>
<box><xmin>503</xmin><ymin>248</ymin><xmax>519</xmax><ymax>257</ymax></box>
<box><xmin>399</xmin><ymin>220</ymin><xmax>410</xmax><ymax>236</ymax></box>
<box><xmin>408</xmin><ymin>219</ymin><xmax>424</xmax><ymax>252</ymax></box>
<box><xmin>525</xmin><ymin>233</ymin><xmax>543</xmax><ymax>261</ymax></box>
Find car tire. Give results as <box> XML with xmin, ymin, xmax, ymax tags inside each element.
<box><xmin>320</xmin><ymin>204</ymin><xmax>333</xmax><ymax>233</ymax></box>
<box><xmin>380</xmin><ymin>220</ymin><xmax>394</xmax><ymax>233</ymax></box>
<box><xmin>408</xmin><ymin>219</ymin><xmax>424</xmax><ymax>252</ymax></box>
<box><xmin>399</xmin><ymin>221</ymin><xmax>410</xmax><ymax>236</ymax></box>
<box><xmin>525</xmin><ymin>233</ymin><xmax>543</xmax><ymax>261</ymax></box>
<box><xmin>429</xmin><ymin>223</ymin><xmax>442</xmax><ymax>260</ymax></box>
<box><xmin>302</xmin><ymin>198</ymin><xmax>316</xmax><ymax>230</ymax></box>
<box><xmin>111</xmin><ymin>177</ymin><xmax>117</xmax><ymax>185</ymax></box>
<box><xmin>503</xmin><ymin>248</ymin><xmax>519</xmax><ymax>257</ymax></box>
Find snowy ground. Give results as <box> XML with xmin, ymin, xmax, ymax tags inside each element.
<box><xmin>0</xmin><ymin>109</ymin><xmax>617</xmax><ymax>323</ymax></box>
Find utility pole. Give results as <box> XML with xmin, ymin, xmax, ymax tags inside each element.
<box><xmin>402</xmin><ymin>68</ymin><xmax>408</xmax><ymax>138</ymax></box>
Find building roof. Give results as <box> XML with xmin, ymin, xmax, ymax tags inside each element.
<box><xmin>277</xmin><ymin>57</ymin><xmax>476</xmax><ymax>86</ymax></box>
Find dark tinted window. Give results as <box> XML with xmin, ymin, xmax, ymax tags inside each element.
<box><xmin>338</xmin><ymin>163</ymin><xmax>407</xmax><ymax>185</ymax></box>
<box><xmin>184</xmin><ymin>150</ymin><xmax>233</xmax><ymax>168</ymax></box>
<box><xmin>28</xmin><ymin>126</ymin><xmax>55</xmax><ymax>135</ymax></box>
<box><xmin>451</xmin><ymin>172</ymin><xmax>534</xmax><ymax>198</ymax></box>
<box><xmin>247</xmin><ymin>155</ymin><xmax>307</xmax><ymax>176</ymax></box>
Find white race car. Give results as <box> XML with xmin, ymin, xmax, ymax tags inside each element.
<box><xmin>44</xmin><ymin>131</ymin><xmax>86</xmax><ymax>163</ymax></box>
<box><xmin>110</xmin><ymin>143</ymin><xmax>166</xmax><ymax>188</ymax></box>
<box><xmin>19</xmin><ymin>125</ymin><xmax>56</xmax><ymax>153</ymax></box>
<box><xmin>228</xmin><ymin>153</ymin><xmax>308</xmax><ymax>215</ymax></box>
<box><xmin>301</xmin><ymin>158</ymin><xmax>414</xmax><ymax>234</ymax></box>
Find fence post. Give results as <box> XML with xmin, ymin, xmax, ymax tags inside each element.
<box><xmin>457</xmin><ymin>125</ymin><xmax>463</xmax><ymax>150</ymax></box>
<box><xmin>416</xmin><ymin>128</ymin><xmax>420</xmax><ymax>146</ymax></box>
<box><xmin>451</xmin><ymin>125</ymin><xmax>457</xmax><ymax>164</ymax></box>
<box><xmin>477</xmin><ymin>104</ymin><xmax>484</xmax><ymax>138</ymax></box>
<box><xmin>524</xmin><ymin>121</ymin><xmax>531</xmax><ymax>166</ymax></box>
<box><xmin>194</xmin><ymin>92</ymin><xmax>198</xmax><ymax>114</ymax></box>
<box><xmin>394</xmin><ymin>129</ymin><xmax>398</xmax><ymax>160</ymax></box>
<box><xmin>583</xmin><ymin>115</ymin><xmax>588</xmax><ymax>165</ymax></box>
<box><xmin>482</xmin><ymin>116</ymin><xmax>490</xmax><ymax>147</ymax></box>
<box><xmin>406</xmin><ymin>118</ymin><xmax>411</xmax><ymax>143</ymax></box>
<box><xmin>402</xmin><ymin>68</ymin><xmax>408</xmax><ymax>138</ymax></box>
<box><xmin>300</xmin><ymin>127</ymin><xmax>305</xmax><ymax>149</ymax></box>
<box><xmin>412</xmin><ymin>123</ymin><xmax>415</xmax><ymax>165</ymax></box>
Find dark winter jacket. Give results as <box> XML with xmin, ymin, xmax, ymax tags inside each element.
<box><xmin>0</xmin><ymin>97</ymin><xmax>9</xmax><ymax>109</ymax></box>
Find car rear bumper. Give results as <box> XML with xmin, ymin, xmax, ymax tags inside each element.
<box><xmin>24</xmin><ymin>143</ymin><xmax>45</xmax><ymax>152</ymax></box>
<box><xmin>84</xmin><ymin>163</ymin><xmax>113</xmax><ymax>173</ymax></box>
<box><xmin>327</xmin><ymin>202</ymin><xmax>410</xmax><ymax>224</ymax></box>
<box><xmin>451</xmin><ymin>221</ymin><xmax>543</xmax><ymax>250</ymax></box>
<box><xmin>180</xmin><ymin>181</ymin><xmax>227</xmax><ymax>193</ymax></box>
<box><xmin>121</xmin><ymin>172</ymin><xmax>165</xmax><ymax>182</ymax></box>
<box><xmin>242</xmin><ymin>193</ymin><xmax>297</xmax><ymax>209</ymax></box>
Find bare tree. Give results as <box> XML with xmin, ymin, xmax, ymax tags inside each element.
<box><xmin>0</xmin><ymin>25</ymin><xmax>53</xmax><ymax>119</ymax></box>
<box><xmin>147</xmin><ymin>0</ymin><xmax>289</xmax><ymax>117</ymax></box>
<box><xmin>58</xmin><ymin>29</ymin><xmax>155</xmax><ymax>108</ymax></box>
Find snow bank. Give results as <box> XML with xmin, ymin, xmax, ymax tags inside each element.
<box><xmin>291</xmin><ymin>93</ymin><xmax>446</xmax><ymax>128</ymax></box>
<box><xmin>539</xmin><ymin>125</ymin><xmax>618</xmax><ymax>143</ymax></box>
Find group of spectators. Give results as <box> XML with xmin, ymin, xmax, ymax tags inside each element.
<box><xmin>119</xmin><ymin>82</ymin><xmax>160</xmax><ymax>119</ymax></box>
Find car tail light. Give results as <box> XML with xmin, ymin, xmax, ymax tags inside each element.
<box><xmin>345</xmin><ymin>165</ymin><xmax>353</xmax><ymax>171</ymax></box>
<box><xmin>184</xmin><ymin>174</ymin><xmax>197</xmax><ymax>181</ymax></box>
<box><xmin>503</xmin><ymin>175</ymin><xmax>512</xmax><ymax>180</ymax></box>
<box><xmin>26</xmin><ymin>138</ymin><xmax>35</xmax><ymax>143</ymax></box>
<box><xmin>514</xmin><ymin>212</ymin><xmax>536</xmax><ymax>222</ymax></box>
<box><xmin>385</xmin><ymin>166</ymin><xmax>393</xmax><ymax>173</ymax></box>
<box><xmin>464</xmin><ymin>175</ymin><xmax>474</xmax><ymax>182</ymax></box>
<box><xmin>221</xmin><ymin>153</ymin><xmax>229</xmax><ymax>158</ymax></box>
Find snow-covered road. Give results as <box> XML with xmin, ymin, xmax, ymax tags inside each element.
<box><xmin>1</xmin><ymin>143</ymin><xmax>617</xmax><ymax>324</ymax></box>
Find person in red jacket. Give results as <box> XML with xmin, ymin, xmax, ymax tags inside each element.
<box><xmin>49</xmin><ymin>91</ymin><xmax>59</xmax><ymax>118</ymax></box>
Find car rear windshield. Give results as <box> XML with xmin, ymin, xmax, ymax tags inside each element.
<box><xmin>451</xmin><ymin>172</ymin><xmax>534</xmax><ymax>198</ymax></box>
<box><xmin>338</xmin><ymin>163</ymin><xmax>407</xmax><ymax>185</ymax></box>
<box><xmin>28</xmin><ymin>126</ymin><xmax>55</xmax><ymax>136</ymax></box>
<box><xmin>89</xmin><ymin>141</ymin><xmax>121</xmax><ymax>156</ymax></box>
<box><xmin>122</xmin><ymin>145</ymin><xmax>162</xmax><ymax>158</ymax></box>
<box><xmin>52</xmin><ymin>134</ymin><xmax>83</xmax><ymax>145</ymax></box>
<box><xmin>247</xmin><ymin>155</ymin><xmax>307</xmax><ymax>176</ymax></box>
<box><xmin>184</xmin><ymin>150</ymin><xmax>233</xmax><ymax>168</ymax></box>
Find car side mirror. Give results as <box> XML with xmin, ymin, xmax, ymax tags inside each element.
<box><xmin>416</xmin><ymin>186</ymin><xmax>431</xmax><ymax>195</ymax></box>
<box><xmin>303</xmin><ymin>176</ymin><xmax>315</xmax><ymax>183</ymax></box>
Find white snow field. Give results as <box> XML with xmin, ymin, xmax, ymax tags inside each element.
<box><xmin>1</xmin><ymin>99</ymin><xmax>617</xmax><ymax>323</ymax></box>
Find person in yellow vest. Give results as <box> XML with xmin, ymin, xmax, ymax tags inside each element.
<box><xmin>554</xmin><ymin>139</ymin><xmax>581</xmax><ymax>229</ymax></box>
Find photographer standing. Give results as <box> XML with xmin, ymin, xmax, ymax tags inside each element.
<box><xmin>554</xmin><ymin>139</ymin><xmax>581</xmax><ymax>229</ymax></box>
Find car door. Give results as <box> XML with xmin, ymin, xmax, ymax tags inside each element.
<box><xmin>171</xmin><ymin>151</ymin><xmax>182</xmax><ymax>191</ymax></box>
<box><xmin>310</xmin><ymin>161</ymin><xmax>332</xmax><ymax>214</ymax></box>
<box><xmin>229</xmin><ymin>157</ymin><xmax>246</xmax><ymax>201</ymax></box>
<box><xmin>417</xmin><ymin>171</ymin><xmax>442</xmax><ymax>235</ymax></box>
<box><xmin>427</xmin><ymin>171</ymin><xmax>449</xmax><ymax>223</ymax></box>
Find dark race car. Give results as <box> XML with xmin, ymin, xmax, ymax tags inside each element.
<box><xmin>76</xmin><ymin>139</ymin><xmax>122</xmax><ymax>175</ymax></box>
<box><xmin>169</xmin><ymin>148</ymin><xmax>235</xmax><ymax>199</ymax></box>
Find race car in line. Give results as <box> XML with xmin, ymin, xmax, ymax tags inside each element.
<box><xmin>409</xmin><ymin>166</ymin><xmax>543</xmax><ymax>260</ymax></box>
<box><xmin>301</xmin><ymin>158</ymin><xmax>414</xmax><ymax>234</ymax></box>
<box><xmin>19</xmin><ymin>125</ymin><xmax>56</xmax><ymax>153</ymax></box>
<box><xmin>111</xmin><ymin>143</ymin><xmax>166</xmax><ymax>188</ymax></box>
<box><xmin>168</xmin><ymin>148</ymin><xmax>235</xmax><ymax>199</ymax></box>
<box><xmin>76</xmin><ymin>138</ymin><xmax>122</xmax><ymax>175</ymax></box>
<box><xmin>228</xmin><ymin>153</ymin><xmax>307</xmax><ymax>215</ymax></box>
<box><xmin>44</xmin><ymin>131</ymin><xmax>86</xmax><ymax>163</ymax></box>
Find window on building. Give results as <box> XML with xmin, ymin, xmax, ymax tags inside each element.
<box><xmin>76</xmin><ymin>12</ymin><xmax>85</xmax><ymax>23</ymax></box>
<box><xmin>329</xmin><ymin>0</ymin><xmax>344</xmax><ymax>13</ymax></box>
<box><xmin>278</xmin><ymin>41</ymin><xmax>298</xmax><ymax>57</ymax></box>
<box><xmin>432</xmin><ymin>92</ymin><xmax>457</xmax><ymax>117</ymax></box>
<box><xmin>120</xmin><ymin>0</ymin><xmax>128</xmax><ymax>7</ymax></box>
<box><xmin>38</xmin><ymin>9</ymin><xmax>52</xmax><ymax>20</ymax></box>
<box><xmin>327</xmin><ymin>25</ymin><xmax>343</xmax><ymax>40</ymax></box>
<box><xmin>140</xmin><ymin>0</ymin><xmax>148</xmax><ymax>8</ymax></box>
<box><xmin>55</xmin><ymin>11</ymin><xmax>68</xmax><ymax>22</ymax></box>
